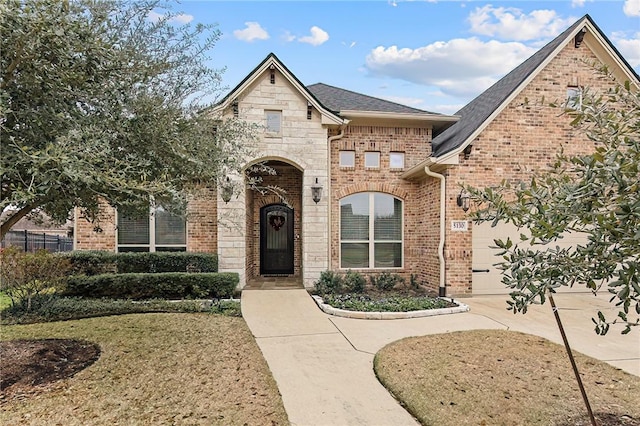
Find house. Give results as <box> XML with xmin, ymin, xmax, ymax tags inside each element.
<box><xmin>74</xmin><ymin>15</ymin><xmax>639</xmax><ymax>296</ymax></box>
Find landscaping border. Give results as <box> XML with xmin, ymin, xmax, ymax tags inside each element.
<box><xmin>311</xmin><ymin>295</ymin><xmax>469</xmax><ymax>319</ymax></box>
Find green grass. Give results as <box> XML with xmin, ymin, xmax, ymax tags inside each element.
<box><xmin>0</xmin><ymin>292</ymin><xmax>12</xmax><ymax>311</ymax></box>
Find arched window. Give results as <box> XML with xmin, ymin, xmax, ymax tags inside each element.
<box><xmin>340</xmin><ymin>193</ymin><xmax>403</xmax><ymax>269</ymax></box>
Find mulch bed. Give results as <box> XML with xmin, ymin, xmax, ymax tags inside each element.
<box><xmin>0</xmin><ymin>339</ymin><xmax>100</xmax><ymax>402</ymax></box>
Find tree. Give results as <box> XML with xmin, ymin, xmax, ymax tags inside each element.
<box><xmin>469</xmin><ymin>71</ymin><xmax>639</xmax><ymax>335</ymax></box>
<box><xmin>1</xmin><ymin>0</ymin><xmax>258</xmax><ymax>239</ymax></box>
<box><xmin>0</xmin><ymin>247</ymin><xmax>71</xmax><ymax>311</ymax></box>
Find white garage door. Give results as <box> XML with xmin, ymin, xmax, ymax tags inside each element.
<box><xmin>472</xmin><ymin>221</ymin><xmax>590</xmax><ymax>295</ymax></box>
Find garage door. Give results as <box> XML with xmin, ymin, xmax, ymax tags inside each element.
<box><xmin>472</xmin><ymin>221</ymin><xmax>590</xmax><ymax>295</ymax></box>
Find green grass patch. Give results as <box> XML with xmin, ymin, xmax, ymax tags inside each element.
<box><xmin>0</xmin><ymin>292</ymin><xmax>12</xmax><ymax>311</ymax></box>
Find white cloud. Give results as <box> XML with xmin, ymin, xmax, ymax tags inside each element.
<box><xmin>298</xmin><ymin>26</ymin><xmax>329</xmax><ymax>46</ymax></box>
<box><xmin>611</xmin><ymin>31</ymin><xmax>640</xmax><ymax>67</ymax></box>
<box><xmin>342</xmin><ymin>41</ymin><xmax>357</xmax><ymax>48</ymax></box>
<box><xmin>623</xmin><ymin>0</ymin><xmax>640</xmax><ymax>16</ymax></box>
<box><xmin>148</xmin><ymin>10</ymin><xmax>194</xmax><ymax>24</ymax></box>
<box><xmin>468</xmin><ymin>5</ymin><xmax>576</xmax><ymax>41</ymax></box>
<box><xmin>365</xmin><ymin>38</ymin><xmax>536</xmax><ymax>98</ymax></box>
<box><xmin>571</xmin><ymin>0</ymin><xmax>585</xmax><ymax>7</ymax></box>
<box><xmin>282</xmin><ymin>31</ymin><xmax>296</xmax><ymax>42</ymax></box>
<box><xmin>233</xmin><ymin>22</ymin><xmax>269</xmax><ymax>42</ymax></box>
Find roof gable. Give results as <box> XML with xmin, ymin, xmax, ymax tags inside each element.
<box><xmin>430</xmin><ymin>14</ymin><xmax>640</xmax><ymax>159</ymax></box>
<box><xmin>212</xmin><ymin>53</ymin><xmax>345</xmax><ymax>126</ymax></box>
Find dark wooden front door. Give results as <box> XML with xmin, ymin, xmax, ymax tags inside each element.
<box><xmin>260</xmin><ymin>204</ymin><xmax>294</xmax><ymax>275</ymax></box>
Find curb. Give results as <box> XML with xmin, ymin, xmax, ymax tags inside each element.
<box><xmin>311</xmin><ymin>295</ymin><xmax>470</xmax><ymax>319</ymax></box>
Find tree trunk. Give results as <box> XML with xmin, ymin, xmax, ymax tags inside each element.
<box><xmin>0</xmin><ymin>203</ymin><xmax>38</xmax><ymax>240</ymax></box>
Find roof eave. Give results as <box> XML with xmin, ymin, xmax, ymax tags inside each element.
<box><xmin>340</xmin><ymin>110</ymin><xmax>459</xmax><ymax>122</ymax></box>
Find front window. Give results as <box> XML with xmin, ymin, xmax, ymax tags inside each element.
<box><xmin>117</xmin><ymin>206</ymin><xmax>186</xmax><ymax>252</ymax></box>
<box><xmin>390</xmin><ymin>152</ymin><xmax>405</xmax><ymax>169</ymax></box>
<box><xmin>340</xmin><ymin>192</ymin><xmax>402</xmax><ymax>268</ymax></box>
<box><xmin>364</xmin><ymin>151</ymin><xmax>380</xmax><ymax>168</ymax></box>
<box><xmin>339</xmin><ymin>150</ymin><xmax>355</xmax><ymax>167</ymax></box>
<box><xmin>265</xmin><ymin>110</ymin><xmax>282</xmax><ymax>134</ymax></box>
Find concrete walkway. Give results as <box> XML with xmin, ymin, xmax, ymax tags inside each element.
<box><xmin>241</xmin><ymin>289</ymin><xmax>640</xmax><ymax>426</ymax></box>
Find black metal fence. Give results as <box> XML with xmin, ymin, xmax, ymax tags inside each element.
<box><xmin>1</xmin><ymin>230</ymin><xmax>73</xmax><ymax>253</ymax></box>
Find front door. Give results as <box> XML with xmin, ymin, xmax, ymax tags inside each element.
<box><xmin>260</xmin><ymin>204</ymin><xmax>294</xmax><ymax>275</ymax></box>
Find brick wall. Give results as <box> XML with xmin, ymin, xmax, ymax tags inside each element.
<box><xmin>330</xmin><ymin>124</ymin><xmax>433</xmax><ymax>285</ymax></box>
<box><xmin>74</xmin><ymin>201</ymin><xmax>116</xmax><ymax>251</ymax></box>
<box><xmin>444</xmin><ymin>42</ymin><xmax>621</xmax><ymax>295</ymax></box>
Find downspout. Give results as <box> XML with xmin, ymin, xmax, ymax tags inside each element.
<box><xmin>424</xmin><ymin>164</ymin><xmax>447</xmax><ymax>297</ymax></box>
<box><xmin>326</xmin><ymin>124</ymin><xmax>347</xmax><ymax>269</ymax></box>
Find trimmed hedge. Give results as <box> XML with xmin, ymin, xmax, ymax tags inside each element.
<box><xmin>62</xmin><ymin>272</ymin><xmax>238</xmax><ymax>300</ymax></box>
<box><xmin>60</xmin><ymin>251</ymin><xmax>218</xmax><ymax>275</ymax></box>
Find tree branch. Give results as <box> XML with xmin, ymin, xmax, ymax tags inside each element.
<box><xmin>0</xmin><ymin>202</ymin><xmax>39</xmax><ymax>240</ymax></box>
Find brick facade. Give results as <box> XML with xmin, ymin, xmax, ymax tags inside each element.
<box><xmin>74</xmin><ymin>31</ymin><xmax>633</xmax><ymax>294</ymax></box>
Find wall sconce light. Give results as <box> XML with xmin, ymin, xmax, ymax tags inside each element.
<box><xmin>270</xmin><ymin>64</ymin><xmax>275</xmax><ymax>84</ymax></box>
<box><xmin>232</xmin><ymin>99</ymin><xmax>239</xmax><ymax>118</ymax></box>
<box><xmin>463</xmin><ymin>144</ymin><xmax>473</xmax><ymax>160</ymax></box>
<box><xmin>456</xmin><ymin>189</ymin><xmax>470</xmax><ymax>212</ymax></box>
<box><xmin>221</xmin><ymin>177</ymin><xmax>233</xmax><ymax>204</ymax></box>
<box><xmin>311</xmin><ymin>178</ymin><xmax>323</xmax><ymax>204</ymax></box>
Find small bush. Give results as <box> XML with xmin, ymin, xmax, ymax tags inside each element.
<box><xmin>314</xmin><ymin>270</ymin><xmax>344</xmax><ymax>295</ymax></box>
<box><xmin>62</xmin><ymin>272</ymin><xmax>238</xmax><ymax>300</ymax></box>
<box><xmin>0</xmin><ymin>295</ymin><xmax>215</xmax><ymax>324</ymax></box>
<box><xmin>343</xmin><ymin>270</ymin><xmax>366</xmax><ymax>293</ymax></box>
<box><xmin>58</xmin><ymin>250</ymin><xmax>117</xmax><ymax>275</ymax></box>
<box><xmin>369</xmin><ymin>272</ymin><xmax>405</xmax><ymax>291</ymax></box>
<box><xmin>209</xmin><ymin>300</ymin><xmax>242</xmax><ymax>317</ymax></box>
<box><xmin>321</xmin><ymin>294</ymin><xmax>455</xmax><ymax>312</ymax></box>
<box><xmin>61</xmin><ymin>251</ymin><xmax>218</xmax><ymax>275</ymax></box>
<box><xmin>1</xmin><ymin>247</ymin><xmax>71</xmax><ymax>310</ymax></box>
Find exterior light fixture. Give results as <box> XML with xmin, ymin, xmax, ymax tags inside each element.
<box><xmin>221</xmin><ymin>177</ymin><xmax>233</xmax><ymax>203</ymax></box>
<box><xmin>575</xmin><ymin>27</ymin><xmax>586</xmax><ymax>48</ymax></box>
<box><xmin>311</xmin><ymin>178</ymin><xmax>323</xmax><ymax>204</ymax></box>
<box><xmin>457</xmin><ymin>189</ymin><xmax>470</xmax><ymax>212</ymax></box>
<box><xmin>463</xmin><ymin>144</ymin><xmax>473</xmax><ymax>160</ymax></box>
<box><xmin>307</xmin><ymin>102</ymin><xmax>312</xmax><ymax>120</ymax></box>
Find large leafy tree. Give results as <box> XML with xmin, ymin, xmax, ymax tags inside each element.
<box><xmin>469</xmin><ymin>71</ymin><xmax>639</xmax><ymax>335</ymax></box>
<box><xmin>1</xmin><ymin>0</ymin><xmax>256</xmax><ymax>238</ymax></box>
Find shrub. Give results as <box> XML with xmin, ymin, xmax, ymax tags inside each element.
<box><xmin>369</xmin><ymin>272</ymin><xmax>404</xmax><ymax>291</ymax></box>
<box><xmin>58</xmin><ymin>250</ymin><xmax>117</xmax><ymax>275</ymax></box>
<box><xmin>343</xmin><ymin>270</ymin><xmax>366</xmax><ymax>293</ymax></box>
<box><xmin>209</xmin><ymin>300</ymin><xmax>242</xmax><ymax>317</ymax></box>
<box><xmin>61</xmin><ymin>251</ymin><xmax>218</xmax><ymax>275</ymax></box>
<box><xmin>115</xmin><ymin>252</ymin><xmax>218</xmax><ymax>273</ymax></box>
<box><xmin>62</xmin><ymin>272</ymin><xmax>238</xmax><ymax>300</ymax></box>
<box><xmin>314</xmin><ymin>270</ymin><xmax>344</xmax><ymax>295</ymax></box>
<box><xmin>0</xmin><ymin>295</ymin><xmax>214</xmax><ymax>324</ymax></box>
<box><xmin>0</xmin><ymin>247</ymin><xmax>71</xmax><ymax>310</ymax></box>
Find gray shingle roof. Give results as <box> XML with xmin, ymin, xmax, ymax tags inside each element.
<box><xmin>430</xmin><ymin>15</ymin><xmax>592</xmax><ymax>158</ymax></box>
<box><xmin>307</xmin><ymin>83</ymin><xmax>441</xmax><ymax>115</ymax></box>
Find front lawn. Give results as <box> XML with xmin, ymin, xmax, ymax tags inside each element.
<box><xmin>374</xmin><ymin>330</ymin><xmax>640</xmax><ymax>426</ymax></box>
<box><xmin>0</xmin><ymin>313</ymin><xmax>289</xmax><ymax>425</ymax></box>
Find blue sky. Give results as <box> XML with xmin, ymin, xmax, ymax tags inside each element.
<box><xmin>161</xmin><ymin>1</ymin><xmax>639</xmax><ymax>114</ymax></box>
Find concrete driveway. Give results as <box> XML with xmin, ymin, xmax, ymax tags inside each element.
<box><xmin>242</xmin><ymin>289</ymin><xmax>639</xmax><ymax>426</ymax></box>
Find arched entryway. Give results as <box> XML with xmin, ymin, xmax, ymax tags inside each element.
<box><xmin>245</xmin><ymin>160</ymin><xmax>303</xmax><ymax>287</ymax></box>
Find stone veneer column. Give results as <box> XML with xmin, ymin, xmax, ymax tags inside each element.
<box><xmin>217</xmin><ymin>175</ymin><xmax>247</xmax><ymax>288</ymax></box>
<box><xmin>302</xmin><ymin>171</ymin><xmax>329</xmax><ymax>289</ymax></box>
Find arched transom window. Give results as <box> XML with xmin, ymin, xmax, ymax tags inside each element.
<box><xmin>339</xmin><ymin>192</ymin><xmax>403</xmax><ymax>269</ymax></box>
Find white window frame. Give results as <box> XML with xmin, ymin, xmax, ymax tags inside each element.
<box><xmin>364</xmin><ymin>151</ymin><xmax>380</xmax><ymax>169</ymax></box>
<box><xmin>389</xmin><ymin>152</ymin><xmax>405</xmax><ymax>169</ymax></box>
<box><xmin>116</xmin><ymin>205</ymin><xmax>187</xmax><ymax>252</ymax></box>
<box><xmin>265</xmin><ymin>110</ymin><xmax>282</xmax><ymax>135</ymax></box>
<box><xmin>339</xmin><ymin>192</ymin><xmax>403</xmax><ymax>269</ymax></box>
<box><xmin>339</xmin><ymin>150</ymin><xmax>355</xmax><ymax>168</ymax></box>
